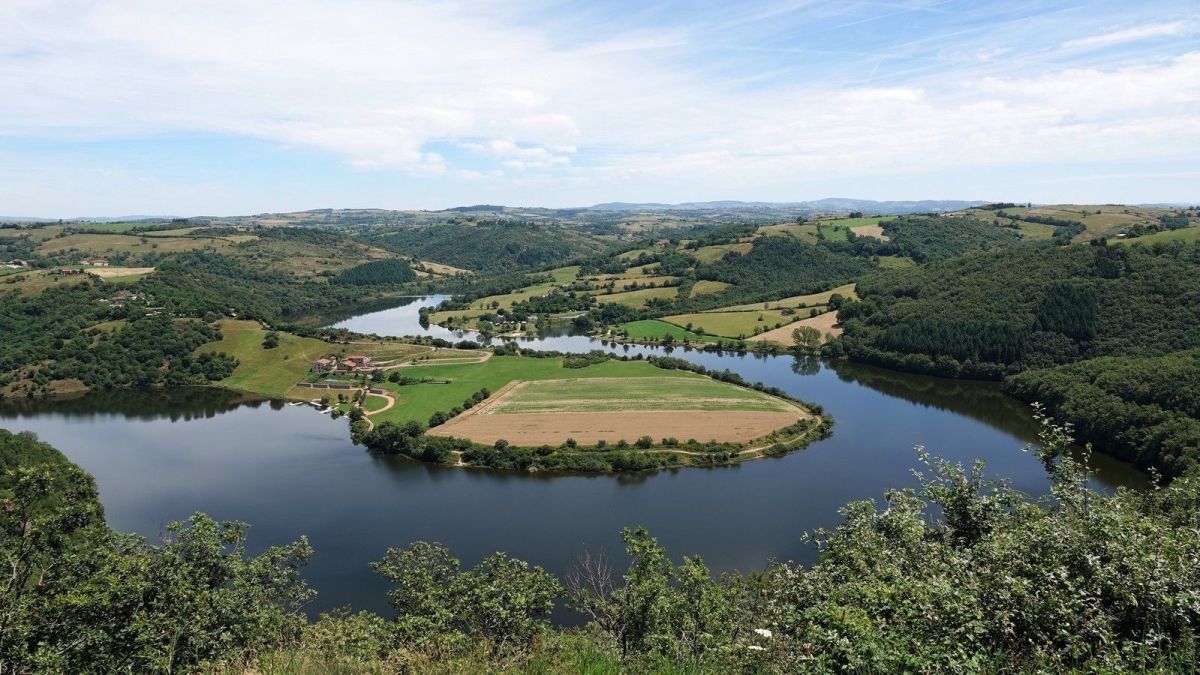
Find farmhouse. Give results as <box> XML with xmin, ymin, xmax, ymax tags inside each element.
<box><xmin>57</xmin><ymin>268</ymin><xmax>83</xmax><ymax>275</ymax></box>
<box><xmin>310</xmin><ymin>357</ymin><xmax>337</xmax><ymax>373</ymax></box>
<box><xmin>313</xmin><ymin>354</ymin><xmax>374</xmax><ymax>374</ymax></box>
<box><xmin>5</xmin><ymin>259</ymin><xmax>29</xmax><ymax>268</ymax></box>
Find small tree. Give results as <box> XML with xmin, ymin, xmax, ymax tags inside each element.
<box><xmin>792</xmin><ymin>326</ymin><xmax>822</xmax><ymax>354</ymax></box>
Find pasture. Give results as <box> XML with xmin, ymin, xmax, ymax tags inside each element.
<box><xmin>594</xmin><ymin>285</ymin><xmax>679</xmax><ymax>308</ymax></box>
<box><xmin>689</xmin><ymin>242</ymin><xmax>752</xmax><ymax>262</ymax></box>
<box><xmin>370</xmin><ymin>356</ymin><xmax>695</xmax><ymax>427</ymax></box>
<box><xmin>1114</xmin><ymin>227</ymin><xmax>1200</xmax><ymax>246</ymax></box>
<box><xmin>689</xmin><ymin>280</ymin><xmax>731</xmax><ymax>296</ymax></box>
<box><xmin>37</xmin><ymin>232</ymin><xmax>234</xmax><ymax>257</ymax></box>
<box><xmin>717</xmin><ymin>283</ymin><xmax>856</xmax><ymax>312</ymax></box>
<box><xmin>876</xmin><ymin>255</ymin><xmax>915</xmax><ymax>268</ymax></box>
<box><xmin>430</xmin><ymin>280</ymin><xmax>557</xmax><ymax>323</ymax></box>
<box><xmin>193</xmin><ymin>320</ymin><xmax>439</xmax><ymax>397</ymax></box>
<box><xmin>662</xmin><ymin>309</ymin><xmax>798</xmax><ymax>338</ymax></box>
<box><xmin>619</xmin><ymin>319</ymin><xmax>721</xmax><ymax>343</ymax></box>
<box><xmin>429</xmin><ymin>375</ymin><xmax>807</xmax><ymax>446</ymax></box>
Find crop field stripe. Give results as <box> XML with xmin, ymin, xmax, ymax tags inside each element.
<box><xmin>478</xmin><ymin>376</ymin><xmax>801</xmax><ymax>416</ymax></box>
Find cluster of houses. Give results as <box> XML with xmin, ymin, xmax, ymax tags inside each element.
<box><xmin>52</xmin><ymin>257</ymin><xmax>111</xmax><ymax>275</ymax></box>
<box><xmin>310</xmin><ymin>354</ymin><xmax>375</xmax><ymax>374</ymax></box>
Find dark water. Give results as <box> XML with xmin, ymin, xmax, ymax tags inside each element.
<box><xmin>0</xmin><ymin>296</ymin><xmax>1144</xmax><ymax>618</ymax></box>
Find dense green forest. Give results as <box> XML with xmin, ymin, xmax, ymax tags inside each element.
<box><xmin>0</xmin><ymin>282</ymin><xmax>237</xmax><ymax>396</ymax></box>
<box><xmin>829</xmin><ymin>214</ymin><xmax>1022</xmax><ymax>261</ymax></box>
<box><xmin>332</xmin><ymin>258</ymin><xmax>417</xmax><ymax>286</ymax></box>
<box><xmin>138</xmin><ymin>252</ymin><xmax>377</xmax><ymax>322</ymax></box>
<box><xmin>1006</xmin><ymin>351</ymin><xmax>1200</xmax><ymax>477</ymax></box>
<box><xmin>836</xmin><ymin>241</ymin><xmax>1200</xmax><ymax>378</ymax></box>
<box><xmin>696</xmin><ymin>235</ymin><xmax>870</xmax><ymax>297</ymax></box>
<box><xmin>832</xmin><ymin>239</ymin><xmax>1200</xmax><ymax>476</ymax></box>
<box><xmin>366</xmin><ymin>221</ymin><xmax>610</xmax><ymax>272</ymax></box>
<box><xmin>4</xmin><ymin>421</ymin><xmax>1199</xmax><ymax>672</ymax></box>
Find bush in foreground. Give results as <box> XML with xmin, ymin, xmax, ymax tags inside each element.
<box><xmin>4</xmin><ymin>420</ymin><xmax>1200</xmax><ymax>673</ymax></box>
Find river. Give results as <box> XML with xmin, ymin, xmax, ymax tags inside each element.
<box><xmin>0</xmin><ymin>296</ymin><xmax>1144</xmax><ymax>617</ymax></box>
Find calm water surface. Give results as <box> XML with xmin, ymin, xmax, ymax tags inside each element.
<box><xmin>0</xmin><ymin>296</ymin><xmax>1144</xmax><ymax>617</ymax></box>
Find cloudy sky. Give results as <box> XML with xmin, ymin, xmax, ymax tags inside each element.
<box><xmin>2</xmin><ymin>0</ymin><xmax>1198</xmax><ymax>216</ymax></box>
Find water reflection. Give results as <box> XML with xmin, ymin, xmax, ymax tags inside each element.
<box><xmin>0</xmin><ymin>295</ymin><xmax>1147</xmax><ymax>618</ymax></box>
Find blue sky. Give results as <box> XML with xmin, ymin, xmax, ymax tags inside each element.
<box><xmin>1</xmin><ymin>0</ymin><xmax>1197</xmax><ymax>216</ymax></box>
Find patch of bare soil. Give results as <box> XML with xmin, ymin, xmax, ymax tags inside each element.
<box><xmin>850</xmin><ymin>224</ymin><xmax>889</xmax><ymax>241</ymax></box>
<box><xmin>429</xmin><ymin>409</ymin><xmax>805</xmax><ymax>446</ymax></box>
<box><xmin>748</xmin><ymin>311</ymin><xmax>842</xmax><ymax>344</ymax></box>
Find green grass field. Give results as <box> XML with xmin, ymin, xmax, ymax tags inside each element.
<box><xmin>594</xmin><ymin>285</ymin><xmax>679</xmax><ymax>307</ymax></box>
<box><xmin>1016</xmin><ymin>222</ymin><xmax>1055</xmax><ymax>241</ymax></box>
<box><xmin>876</xmin><ymin>255</ymin><xmax>916</xmax><ymax>268</ymax></box>
<box><xmin>370</xmin><ymin>356</ymin><xmax>702</xmax><ymax>425</ymax></box>
<box><xmin>755</xmin><ymin>223</ymin><xmax>816</xmax><ymax>241</ymax></box>
<box><xmin>430</xmin><ymin>281</ymin><xmax>557</xmax><ymax>323</ymax></box>
<box><xmin>77</xmin><ymin>221</ymin><xmax>158</xmax><ymax>233</ymax></box>
<box><xmin>194</xmin><ymin>321</ymin><xmax>436</xmax><ymax>397</ymax></box>
<box><xmin>717</xmin><ymin>283</ymin><xmax>856</xmax><ymax>312</ymax></box>
<box><xmin>587</xmin><ymin>275</ymin><xmax>681</xmax><ymax>291</ymax></box>
<box><xmin>37</xmin><ymin>232</ymin><xmax>233</xmax><ymax>257</ymax></box>
<box><xmin>1114</xmin><ymin>227</ymin><xmax>1200</xmax><ymax>246</ymax></box>
<box><xmin>689</xmin><ymin>242</ymin><xmax>752</xmax><ymax>262</ymax></box>
<box><xmin>823</xmin><ymin>216</ymin><xmax>890</xmax><ymax>228</ymax></box>
<box><xmin>662</xmin><ymin>309</ymin><xmax>797</xmax><ymax>338</ymax></box>
<box><xmin>619</xmin><ymin>319</ymin><xmax>721</xmax><ymax>343</ymax></box>
<box><xmin>195</xmin><ymin>320</ymin><xmax>332</xmax><ymax>397</ymax></box>
<box><xmin>547</xmin><ymin>265</ymin><xmax>580</xmax><ymax>283</ymax></box>
<box><xmin>491</xmin><ymin>376</ymin><xmax>793</xmax><ymax>414</ymax></box>
<box><xmin>807</xmin><ymin>216</ymin><xmax>890</xmax><ymax>243</ymax></box>
<box><xmin>690</xmin><ymin>280</ymin><xmax>730</xmax><ymax>296</ymax></box>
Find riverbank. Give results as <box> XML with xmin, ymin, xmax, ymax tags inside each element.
<box><xmin>185</xmin><ymin>318</ymin><xmax>832</xmax><ymax>473</ymax></box>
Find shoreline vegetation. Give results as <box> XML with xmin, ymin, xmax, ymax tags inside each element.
<box><xmin>186</xmin><ymin>319</ymin><xmax>832</xmax><ymax>473</ymax></box>
<box><xmin>4</xmin><ymin>417</ymin><xmax>1198</xmax><ymax>673</ymax></box>
<box><xmin>5</xmin><ymin>205</ymin><xmax>1200</xmax><ymax>480</ymax></box>
<box><xmin>5</xmin><ymin>205</ymin><xmax>1200</xmax><ymax>670</ymax></box>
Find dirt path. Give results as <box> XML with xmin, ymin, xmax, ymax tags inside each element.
<box><xmin>356</xmin><ymin>389</ymin><xmax>396</xmax><ymax>431</ymax></box>
<box><xmin>365</xmin><ymin>391</ymin><xmax>395</xmax><ymax>416</ymax></box>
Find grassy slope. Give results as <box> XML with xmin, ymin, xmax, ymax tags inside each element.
<box><xmin>593</xmin><ymin>285</ymin><xmax>679</xmax><ymax>307</ymax></box>
<box><xmin>1114</xmin><ymin>227</ymin><xmax>1200</xmax><ymax>246</ymax></box>
<box><xmin>430</xmin><ymin>281</ymin><xmax>557</xmax><ymax>323</ymax></box>
<box><xmin>690</xmin><ymin>280</ymin><xmax>731</xmax><ymax>296</ymax></box>
<box><xmin>195</xmin><ymin>321</ymin><xmax>330</xmax><ymax>397</ymax></box>
<box><xmin>371</xmin><ymin>357</ymin><xmax>701</xmax><ymax>426</ymax></box>
<box><xmin>876</xmin><ymin>255</ymin><xmax>916</xmax><ymax>268</ymax></box>
<box><xmin>37</xmin><ymin>233</ymin><xmax>234</xmax><ymax>256</ymax></box>
<box><xmin>662</xmin><ymin>309</ymin><xmax>797</xmax><ymax>338</ymax></box>
<box><xmin>690</xmin><ymin>242</ymin><xmax>752</xmax><ymax>262</ymax></box>
<box><xmin>718</xmin><ymin>283</ymin><xmax>857</xmax><ymax>311</ymax></box>
<box><xmin>618</xmin><ymin>319</ymin><xmax>722</xmax><ymax>343</ymax></box>
<box><xmin>548</xmin><ymin>265</ymin><xmax>581</xmax><ymax>283</ymax></box>
<box><xmin>194</xmin><ymin>320</ymin><xmax>435</xmax><ymax>397</ymax></box>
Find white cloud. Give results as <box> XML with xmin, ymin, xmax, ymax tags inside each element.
<box><xmin>1062</xmin><ymin>20</ymin><xmax>1192</xmax><ymax>50</ymax></box>
<box><xmin>0</xmin><ymin>0</ymin><xmax>1197</xmax><ymax>210</ymax></box>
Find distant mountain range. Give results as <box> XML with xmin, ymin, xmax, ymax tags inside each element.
<box><xmin>586</xmin><ymin>198</ymin><xmax>989</xmax><ymax>214</ymax></box>
<box><xmin>0</xmin><ymin>215</ymin><xmax>175</xmax><ymax>223</ymax></box>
